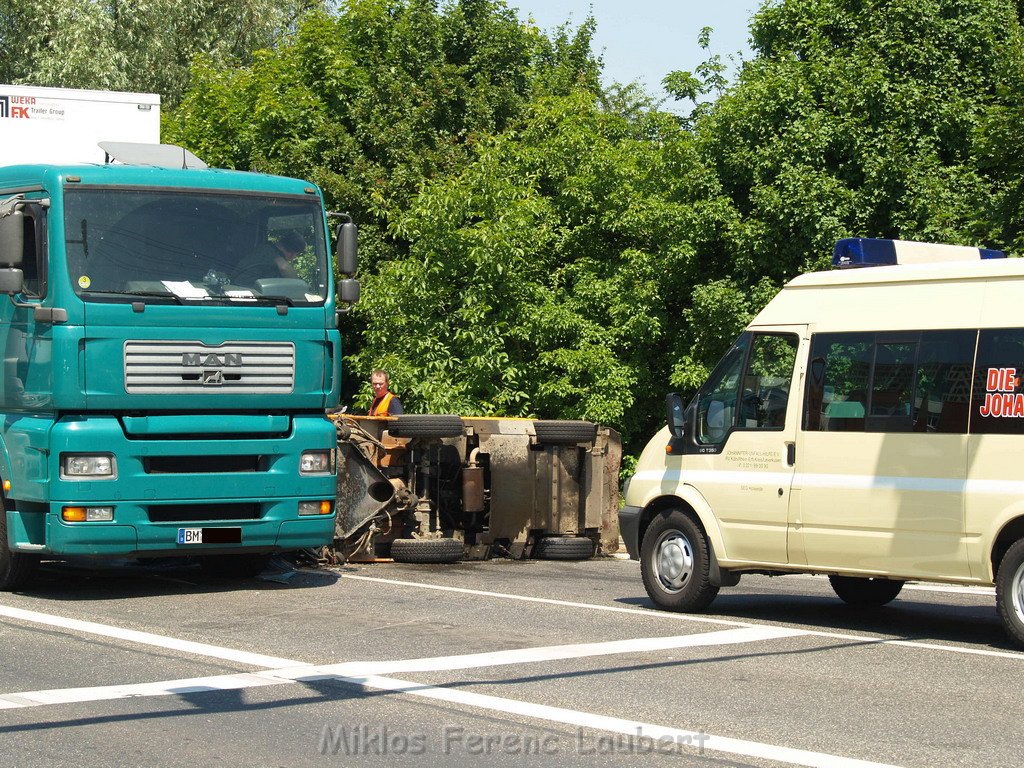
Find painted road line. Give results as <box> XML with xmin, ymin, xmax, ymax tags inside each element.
<box><xmin>309</xmin><ymin>625</ymin><xmax>805</xmax><ymax>677</ymax></box>
<box><xmin>342</xmin><ymin>674</ymin><xmax>903</xmax><ymax>768</ymax></box>
<box><xmin>0</xmin><ymin>673</ymin><xmax>287</xmax><ymax>708</ymax></box>
<box><xmin>0</xmin><ymin>626</ymin><xmax>802</xmax><ymax>709</ymax></box>
<box><xmin>0</xmin><ymin>604</ymin><xmax>298</xmax><ymax>669</ymax></box>
<box><xmin>341</xmin><ymin>573</ymin><xmax>1024</xmax><ymax>661</ymax></box>
<box><xmin>0</xmin><ymin>630</ymin><xmax>899</xmax><ymax>768</ymax></box>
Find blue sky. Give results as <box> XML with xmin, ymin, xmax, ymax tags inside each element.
<box><xmin>509</xmin><ymin>1</ymin><xmax>763</xmax><ymax>107</ymax></box>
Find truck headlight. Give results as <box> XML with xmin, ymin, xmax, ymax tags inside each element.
<box><xmin>299</xmin><ymin>450</ymin><xmax>333</xmax><ymax>475</ymax></box>
<box><xmin>61</xmin><ymin>454</ymin><xmax>116</xmax><ymax>479</ymax></box>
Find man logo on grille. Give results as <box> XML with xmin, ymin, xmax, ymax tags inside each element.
<box><xmin>202</xmin><ymin>370</ymin><xmax>225</xmax><ymax>385</ymax></box>
<box><xmin>182</xmin><ymin>353</ymin><xmax>242</xmax><ymax>367</ymax></box>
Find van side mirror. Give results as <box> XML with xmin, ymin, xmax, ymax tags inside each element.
<box><xmin>0</xmin><ymin>208</ymin><xmax>25</xmax><ymax>267</ymax></box>
<box><xmin>335</xmin><ymin>221</ymin><xmax>357</xmax><ymax>276</ymax></box>
<box><xmin>665</xmin><ymin>393</ymin><xmax>686</xmax><ymax>439</ymax></box>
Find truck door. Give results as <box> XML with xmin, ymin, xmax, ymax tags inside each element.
<box><xmin>685</xmin><ymin>327</ymin><xmax>804</xmax><ymax>565</ymax></box>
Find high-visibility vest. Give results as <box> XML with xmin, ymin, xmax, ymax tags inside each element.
<box><xmin>369</xmin><ymin>392</ymin><xmax>394</xmax><ymax>416</ymax></box>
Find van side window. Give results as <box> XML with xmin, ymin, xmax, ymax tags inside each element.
<box><xmin>913</xmin><ymin>330</ymin><xmax>974</xmax><ymax>433</ymax></box>
<box><xmin>696</xmin><ymin>335</ymin><xmax>749</xmax><ymax>445</ymax></box>
<box><xmin>806</xmin><ymin>330</ymin><xmax>974</xmax><ymax>433</ymax></box>
<box><xmin>696</xmin><ymin>332</ymin><xmax>798</xmax><ymax>446</ymax></box>
<box><xmin>743</xmin><ymin>333</ymin><xmax>799</xmax><ymax>429</ymax></box>
<box><xmin>972</xmin><ymin>329</ymin><xmax>1024</xmax><ymax>434</ymax></box>
<box><xmin>805</xmin><ymin>333</ymin><xmax>873</xmax><ymax>432</ymax></box>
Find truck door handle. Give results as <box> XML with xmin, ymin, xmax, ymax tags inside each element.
<box><xmin>786</xmin><ymin>442</ymin><xmax>796</xmax><ymax>466</ymax></box>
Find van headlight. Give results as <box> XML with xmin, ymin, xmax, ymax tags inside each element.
<box><xmin>61</xmin><ymin>454</ymin><xmax>116</xmax><ymax>479</ymax></box>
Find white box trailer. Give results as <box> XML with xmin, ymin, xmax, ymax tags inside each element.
<box><xmin>0</xmin><ymin>84</ymin><xmax>160</xmax><ymax>166</ymax></box>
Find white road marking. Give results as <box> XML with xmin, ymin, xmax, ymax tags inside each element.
<box><xmin>0</xmin><ymin>604</ymin><xmax>297</xmax><ymax>669</ymax></box>
<box><xmin>343</xmin><ymin>674</ymin><xmax>902</xmax><ymax>768</ymax></box>
<box><xmin>341</xmin><ymin>573</ymin><xmax>1024</xmax><ymax>660</ymax></box>
<box><xmin>0</xmin><ymin>615</ymin><xmax>897</xmax><ymax>768</ymax></box>
<box><xmin>0</xmin><ymin>626</ymin><xmax>802</xmax><ymax>709</ymax></box>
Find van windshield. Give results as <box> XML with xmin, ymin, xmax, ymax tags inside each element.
<box><xmin>63</xmin><ymin>187</ymin><xmax>329</xmax><ymax>305</ymax></box>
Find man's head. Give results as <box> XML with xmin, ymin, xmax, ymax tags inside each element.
<box><xmin>275</xmin><ymin>230</ymin><xmax>306</xmax><ymax>260</ymax></box>
<box><xmin>371</xmin><ymin>369</ymin><xmax>390</xmax><ymax>395</ymax></box>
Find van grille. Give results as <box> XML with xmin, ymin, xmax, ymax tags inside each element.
<box><xmin>124</xmin><ymin>341</ymin><xmax>295</xmax><ymax>394</ymax></box>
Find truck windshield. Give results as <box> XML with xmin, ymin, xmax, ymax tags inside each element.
<box><xmin>63</xmin><ymin>187</ymin><xmax>329</xmax><ymax>304</ymax></box>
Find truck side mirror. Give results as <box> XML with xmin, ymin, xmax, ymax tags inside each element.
<box><xmin>0</xmin><ymin>209</ymin><xmax>25</xmax><ymax>267</ymax></box>
<box><xmin>665</xmin><ymin>393</ymin><xmax>686</xmax><ymax>439</ymax></box>
<box><xmin>335</xmin><ymin>221</ymin><xmax>357</xmax><ymax>276</ymax></box>
<box><xmin>0</xmin><ymin>268</ymin><xmax>25</xmax><ymax>295</ymax></box>
<box><xmin>337</xmin><ymin>278</ymin><xmax>360</xmax><ymax>304</ymax></box>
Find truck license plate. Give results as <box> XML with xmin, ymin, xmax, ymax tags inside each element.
<box><xmin>178</xmin><ymin>528</ymin><xmax>203</xmax><ymax>544</ymax></box>
<box><xmin>176</xmin><ymin>528</ymin><xmax>242</xmax><ymax>545</ymax></box>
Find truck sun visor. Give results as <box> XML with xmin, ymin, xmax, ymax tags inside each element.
<box><xmin>832</xmin><ymin>238</ymin><xmax>1005</xmax><ymax>268</ymax></box>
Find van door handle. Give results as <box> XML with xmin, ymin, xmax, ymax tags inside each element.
<box><xmin>786</xmin><ymin>442</ymin><xmax>796</xmax><ymax>466</ymax></box>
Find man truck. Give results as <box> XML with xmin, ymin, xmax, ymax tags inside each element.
<box><xmin>0</xmin><ymin>84</ymin><xmax>358</xmax><ymax>588</ymax></box>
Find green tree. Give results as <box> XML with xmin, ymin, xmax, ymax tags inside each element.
<box><xmin>353</xmin><ymin>92</ymin><xmax>735</xmax><ymax>447</ymax></box>
<box><xmin>0</xmin><ymin>0</ymin><xmax>319</xmax><ymax>105</ymax></box>
<box><xmin>699</xmin><ymin>0</ymin><xmax>1019</xmax><ymax>284</ymax></box>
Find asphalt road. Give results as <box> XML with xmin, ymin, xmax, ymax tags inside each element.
<box><xmin>0</xmin><ymin>555</ymin><xmax>1019</xmax><ymax>767</ymax></box>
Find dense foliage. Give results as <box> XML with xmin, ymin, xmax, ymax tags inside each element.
<box><xmin>8</xmin><ymin>0</ymin><xmax>1024</xmax><ymax>456</ymax></box>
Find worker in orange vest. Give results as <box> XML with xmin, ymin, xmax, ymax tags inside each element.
<box><xmin>368</xmin><ymin>369</ymin><xmax>404</xmax><ymax>416</ymax></box>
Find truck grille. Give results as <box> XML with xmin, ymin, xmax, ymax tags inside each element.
<box><xmin>147</xmin><ymin>503</ymin><xmax>261</xmax><ymax>522</ymax></box>
<box><xmin>124</xmin><ymin>341</ymin><xmax>295</xmax><ymax>394</ymax></box>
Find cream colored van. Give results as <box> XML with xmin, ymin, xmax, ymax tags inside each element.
<box><xmin>619</xmin><ymin>238</ymin><xmax>1024</xmax><ymax>646</ymax></box>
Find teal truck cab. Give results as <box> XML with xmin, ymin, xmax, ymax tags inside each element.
<box><xmin>0</xmin><ymin>144</ymin><xmax>357</xmax><ymax>588</ymax></box>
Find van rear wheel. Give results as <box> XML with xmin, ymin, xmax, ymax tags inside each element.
<box><xmin>828</xmin><ymin>575</ymin><xmax>904</xmax><ymax>607</ymax></box>
<box><xmin>640</xmin><ymin>510</ymin><xmax>718</xmax><ymax>612</ymax></box>
<box><xmin>996</xmin><ymin>539</ymin><xmax>1024</xmax><ymax>648</ymax></box>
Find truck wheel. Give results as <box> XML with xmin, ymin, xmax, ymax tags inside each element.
<box><xmin>200</xmin><ymin>553</ymin><xmax>270</xmax><ymax>579</ymax></box>
<box><xmin>390</xmin><ymin>537</ymin><xmax>463</xmax><ymax>564</ymax></box>
<box><xmin>0</xmin><ymin>510</ymin><xmax>39</xmax><ymax>591</ymax></box>
<box><xmin>532</xmin><ymin>420</ymin><xmax>598</xmax><ymax>445</ymax></box>
<box><xmin>996</xmin><ymin>539</ymin><xmax>1024</xmax><ymax>648</ymax></box>
<box><xmin>533</xmin><ymin>536</ymin><xmax>594</xmax><ymax>560</ymax></box>
<box><xmin>387</xmin><ymin>415</ymin><xmax>465</xmax><ymax>438</ymax></box>
<box><xmin>640</xmin><ymin>510</ymin><xmax>718</xmax><ymax>612</ymax></box>
<box><xmin>828</xmin><ymin>575</ymin><xmax>904</xmax><ymax>607</ymax></box>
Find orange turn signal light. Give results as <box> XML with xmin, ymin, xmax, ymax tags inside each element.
<box><xmin>62</xmin><ymin>507</ymin><xmax>87</xmax><ymax>522</ymax></box>
<box><xmin>320</xmin><ymin>500</ymin><xmax>332</xmax><ymax>515</ymax></box>
<box><xmin>2</xmin><ymin>480</ymin><xmax>10</xmax><ymax>492</ymax></box>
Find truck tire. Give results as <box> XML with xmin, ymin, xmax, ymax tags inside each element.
<box><xmin>828</xmin><ymin>575</ymin><xmax>904</xmax><ymax>607</ymax></box>
<box><xmin>996</xmin><ymin>539</ymin><xmax>1024</xmax><ymax>648</ymax></box>
<box><xmin>0</xmin><ymin>509</ymin><xmax>39</xmax><ymax>591</ymax></box>
<box><xmin>640</xmin><ymin>509</ymin><xmax>719</xmax><ymax>612</ymax></box>
<box><xmin>533</xmin><ymin>420</ymin><xmax>598</xmax><ymax>445</ymax></box>
<box><xmin>533</xmin><ymin>536</ymin><xmax>595</xmax><ymax>560</ymax></box>
<box><xmin>387</xmin><ymin>415</ymin><xmax>465</xmax><ymax>438</ymax></box>
<box><xmin>390</xmin><ymin>537</ymin><xmax>463</xmax><ymax>564</ymax></box>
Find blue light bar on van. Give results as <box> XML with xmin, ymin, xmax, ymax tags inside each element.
<box><xmin>832</xmin><ymin>238</ymin><xmax>1005</xmax><ymax>268</ymax></box>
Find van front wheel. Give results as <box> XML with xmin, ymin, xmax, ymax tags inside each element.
<box><xmin>828</xmin><ymin>575</ymin><xmax>904</xmax><ymax>607</ymax></box>
<box><xmin>996</xmin><ymin>539</ymin><xmax>1024</xmax><ymax>648</ymax></box>
<box><xmin>640</xmin><ymin>510</ymin><xmax>718</xmax><ymax>612</ymax></box>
